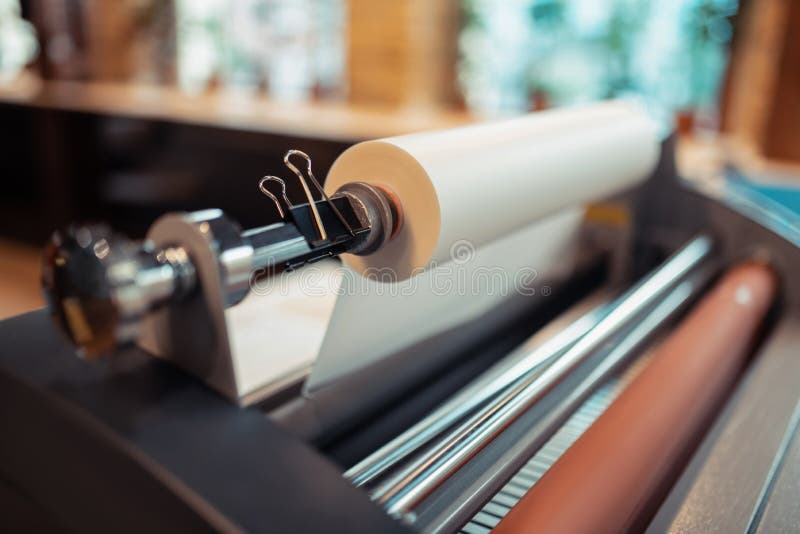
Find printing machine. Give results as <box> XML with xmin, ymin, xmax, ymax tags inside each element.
<box><xmin>1</xmin><ymin>131</ymin><xmax>799</xmax><ymax>534</ymax></box>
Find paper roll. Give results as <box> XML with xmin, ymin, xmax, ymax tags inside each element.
<box><xmin>325</xmin><ymin>100</ymin><xmax>660</xmax><ymax>280</ymax></box>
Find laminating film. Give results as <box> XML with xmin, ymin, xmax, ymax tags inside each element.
<box><xmin>325</xmin><ymin>100</ymin><xmax>660</xmax><ymax>281</ymax></box>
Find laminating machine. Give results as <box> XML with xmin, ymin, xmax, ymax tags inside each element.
<box><xmin>1</xmin><ymin>102</ymin><xmax>799</xmax><ymax>533</ymax></box>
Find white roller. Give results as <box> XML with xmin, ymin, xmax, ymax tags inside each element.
<box><xmin>325</xmin><ymin>100</ymin><xmax>660</xmax><ymax>280</ymax></box>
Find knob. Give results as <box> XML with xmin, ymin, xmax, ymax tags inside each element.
<box><xmin>41</xmin><ymin>225</ymin><xmax>192</xmax><ymax>358</ymax></box>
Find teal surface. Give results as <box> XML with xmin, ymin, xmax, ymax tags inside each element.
<box><xmin>729</xmin><ymin>173</ymin><xmax>800</xmax><ymax>216</ymax></box>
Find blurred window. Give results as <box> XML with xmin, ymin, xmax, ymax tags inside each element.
<box><xmin>459</xmin><ymin>0</ymin><xmax>739</xmax><ymax>117</ymax></box>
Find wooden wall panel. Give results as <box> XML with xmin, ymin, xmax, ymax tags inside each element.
<box><xmin>347</xmin><ymin>0</ymin><xmax>459</xmax><ymax>108</ymax></box>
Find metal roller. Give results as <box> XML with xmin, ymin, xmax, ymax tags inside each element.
<box><xmin>363</xmin><ymin>235</ymin><xmax>714</xmax><ymax>519</ymax></box>
<box><xmin>41</xmin><ymin>155</ymin><xmax>402</xmax><ymax>359</ymax></box>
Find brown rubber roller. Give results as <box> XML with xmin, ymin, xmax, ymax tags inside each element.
<box><xmin>494</xmin><ymin>263</ymin><xmax>777</xmax><ymax>534</ymax></box>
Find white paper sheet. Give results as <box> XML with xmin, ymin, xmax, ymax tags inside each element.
<box><xmin>227</xmin><ymin>259</ymin><xmax>342</xmax><ymax>399</ymax></box>
<box><xmin>306</xmin><ymin>208</ymin><xmax>584</xmax><ymax>392</ymax></box>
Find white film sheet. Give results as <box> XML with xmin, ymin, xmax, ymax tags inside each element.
<box><xmin>306</xmin><ymin>207</ymin><xmax>584</xmax><ymax>392</ymax></box>
<box><xmin>229</xmin><ymin>100</ymin><xmax>660</xmax><ymax>395</ymax></box>
<box><xmin>227</xmin><ymin>259</ymin><xmax>342</xmax><ymax>399</ymax></box>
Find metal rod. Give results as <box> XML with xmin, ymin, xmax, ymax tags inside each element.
<box><xmin>243</xmin><ymin>224</ymin><xmax>311</xmax><ymax>270</ymax></box>
<box><xmin>369</xmin><ymin>235</ymin><xmax>713</xmax><ymax>517</ymax></box>
<box><xmin>344</xmin><ymin>292</ymin><xmax>612</xmax><ymax>487</ymax></box>
<box><xmin>425</xmin><ymin>269</ymin><xmax>713</xmax><ymax>532</ymax></box>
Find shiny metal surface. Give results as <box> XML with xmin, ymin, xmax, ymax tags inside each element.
<box><xmin>422</xmin><ymin>271</ymin><xmax>711</xmax><ymax>533</ymax></box>
<box><xmin>284</xmin><ymin>149</ymin><xmax>329</xmax><ymax>241</ymax></box>
<box><xmin>368</xmin><ymin>235</ymin><xmax>713</xmax><ymax>519</ymax></box>
<box><xmin>44</xmin><ymin>187</ymin><xmax>397</xmax><ymax>353</ymax></box>
<box><xmin>459</xmin><ymin>357</ymin><xmax>646</xmax><ymax>533</ymax></box>
<box><xmin>334</xmin><ymin>182</ymin><xmax>398</xmax><ymax>256</ymax></box>
<box><xmin>165</xmin><ymin>210</ymin><xmax>254</xmax><ymax>306</ymax></box>
<box><xmin>244</xmin><ymin>223</ymin><xmax>311</xmax><ymax>269</ymax></box>
<box><xmin>41</xmin><ymin>224</ymin><xmax>197</xmax><ymax>358</ymax></box>
<box><xmin>138</xmin><ymin>210</ymin><xmax>257</xmax><ymax>401</ymax></box>
<box><xmin>345</xmin><ymin>293</ymin><xmax>611</xmax><ymax>487</ymax></box>
<box><xmin>111</xmin><ymin>244</ymin><xmax>196</xmax><ymax>342</ymax></box>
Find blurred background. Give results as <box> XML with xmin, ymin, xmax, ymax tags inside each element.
<box><xmin>0</xmin><ymin>0</ymin><xmax>798</xmax><ymax>319</ymax></box>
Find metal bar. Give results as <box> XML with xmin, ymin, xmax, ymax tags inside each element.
<box><xmin>344</xmin><ymin>292</ymin><xmax>611</xmax><ymax>487</ymax></box>
<box><xmin>243</xmin><ymin>223</ymin><xmax>311</xmax><ymax>269</ymax></box>
<box><xmin>425</xmin><ymin>270</ymin><xmax>711</xmax><ymax>532</ymax></box>
<box><xmin>369</xmin><ymin>235</ymin><xmax>713</xmax><ymax>518</ymax></box>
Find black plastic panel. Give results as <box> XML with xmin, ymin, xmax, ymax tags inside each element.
<box><xmin>0</xmin><ymin>310</ymin><xmax>408</xmax><ymax>534</ymax></box>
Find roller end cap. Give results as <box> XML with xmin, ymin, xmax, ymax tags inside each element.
<box><xmin>41</xmin><ymin>225</ymin><xmax>130</xmax><ymax>359</ymax></box>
